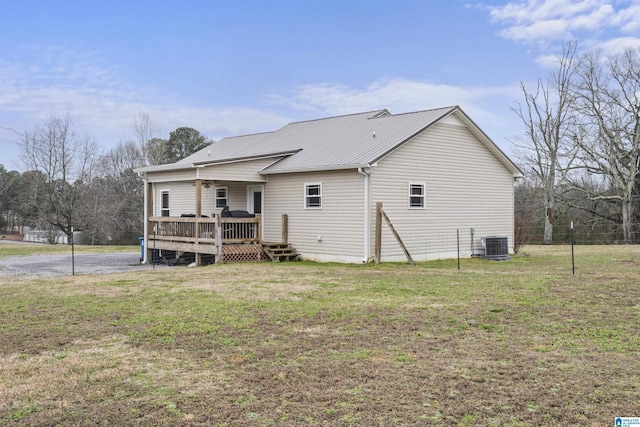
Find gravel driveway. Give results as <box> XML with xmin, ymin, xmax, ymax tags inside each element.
<box><xmin>0</xmin><ymin>244</ymin><xmax>167</xmax><ymax>277</ymax></box>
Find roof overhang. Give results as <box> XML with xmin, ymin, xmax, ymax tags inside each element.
<box><xmin>191</xmin><ymin>149</ymin><xmax>302</xmax><ymax>167</ymax></box>
<box><xmin>134</xmin><ymin>163</ymin><xmax>194</xmax><ymax>174</ymax></box>
<box><xmin>133</xmin><ymin>149</ymin><xmax>303</xmax><ymax>174</ymax></box>
<box><xmin>260</xmin><ymin>163</ymin><xmax>372</xmax><ymax>175</ymax></box>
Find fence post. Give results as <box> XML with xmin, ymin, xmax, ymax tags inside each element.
<box><xmin>571</xmin><ymin>221</ymin><xmax>575</xmax><ymax>275</ymax></box>
<box><xmin>71</xmin><ymin>227</ymin><xmax>75</xmax><ymax>276</ymax></box>
<box><xmin>457</xmin><ymin>229</ymin><xmax>460</xmax><ymax>271</ymax></box>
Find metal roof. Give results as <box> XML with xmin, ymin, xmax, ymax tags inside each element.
<box><xmin>137</xmin><ymin>107</ymin><xmax>522</xmax><ymax>177</ymax></box>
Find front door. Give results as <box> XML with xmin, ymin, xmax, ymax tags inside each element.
<box><xmin>248</xmin><ymin>185</ymin><xmax>263</xmax><ymax>215</ymax></box>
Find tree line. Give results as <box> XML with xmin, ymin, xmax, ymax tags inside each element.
<box><xmin>514</xmin><ymin>43</ymin><xmax>640</xmax><ymax>247</ymax></box>
<box><xmin>0</xmin><ymin>113</ymin><xmax>210</xmax><ymax>244</ymax></box>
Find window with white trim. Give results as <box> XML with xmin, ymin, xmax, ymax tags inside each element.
<box><xmin>215</xmin><ymin>187</ymin><xmax>228</xmax><ymax>208</ymax></box>
<box><xmin>305</xmin><ymin>183</ymin><xmax>322</xmax><ymax>209</ymax></box>
<box><xmin>408</xmin><ymin>182</ymin><xmax>425</xmax><ymax>209</ymax></box>
<box><xmin>160</xmin><ymin>190</ymin><xmax>170</xmax><ymax>216</ymax></box>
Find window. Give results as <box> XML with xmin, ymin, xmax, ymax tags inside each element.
<box><xmin>305</xmin><ymin>183</ymin><xmax>322</xmax><ymax>209</ymax></box>
<box><xmin>160</xmin><ymin>190</ymin><xmax>170</xmax><ymax>216</ymax></box>
<box><xmin>215</xmin><ymin>187</ymin><xmax>228</xmax><ymax>208</ymax></box>
<box><xmin>409</xmin><ymin>183</ymin><xmax>425</xmax><ymax>208</ymax></box>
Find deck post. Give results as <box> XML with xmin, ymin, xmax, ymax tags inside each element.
<box><xmin>195</xmin><ymin>179</ymin><xmax>202</xmax><ymax>266</ymax></box>
<box><xmin>146</xmin><ymin>182</ymin><xmax>154</xmax><ymax>263</ymax></box>
<box><xmin>282</xmin><ymin>214</ymin><xmax>288</xmax><ymax>244</ymax></box>
<box><xmin>375</xmin><ymin>202</ymin><xmax>382</xmax><ymax>263</ymax></box>
<box><xmin>256</xmin><ymin>214</ymin><xmax>262</xmax><ymax>243</ymax></box>
<box><xmin>215</xmin><ymin>214</ymin><xmax>223</xmax><ymax>264</ymax></box>
<box><xmin>256</xmin><ymin>214</ymin><xmax>263</xmax><ymax>261</ymax></box>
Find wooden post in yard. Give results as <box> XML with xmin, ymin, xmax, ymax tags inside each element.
<box><xmin>282</xmin><ymin>214</ymin><xmax>288</xmax><ymax>244</ymax></box>
<box><xmin>195</xmin><ymin>179</ymin><xmax>202</xmax><ymax>266</ymax></box>
<box><xmin>375</xmin><ymin>202</ymin><xmax>382</xmax><ymax>264</ymax></box>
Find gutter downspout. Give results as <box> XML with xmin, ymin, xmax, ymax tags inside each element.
<box><xmin>357</xmin><ymin>167</ymin><xmax>371</xmax><ymax>263</ymax></box>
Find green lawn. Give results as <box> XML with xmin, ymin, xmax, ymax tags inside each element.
<box><xmin>1</xmin><ymin>245</ymin><xmax>639</xmax><ymax>426</ymax></box>
<box><xmin>0</xmin><ymin>243</ymin><xmax>139</xmax><ymax>258</ymax></box>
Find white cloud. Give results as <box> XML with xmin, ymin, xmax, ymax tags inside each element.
<box><xmin>270</xmin><ymin>78</ymin><xmax>522</xmax><ymax>147</ymax></box>
<box><xmin>617</xmin><ymin>2</ymin><xmax>640</xmax><ymax>32</ymax></box>
<box><xmin>487</xmin><ymin>0</ymin><xmax>640</xmax><ymax>65</ymax></box>
<box><xmin>499</xmin><ymin>19</ymin><xmax>573</xmax><ymax>42</ymax></box>
<box><xmin>0</xmin><ymin>46</ymin><xmax>292</xmax><ymax>152</ymax></box>
<box><xmin>490</xmin><ymin>0</ymin><xmax>640</xmax><ymax>43</ymax></box>
<box><xmin>279</xmin><ymin>78</ymin><xmax>517</xmax><ymax>113</ymax></box>
<box><xmin>0</xmin><ymin>45</ymin><xmax>524</xmax><ymax>164</ymax></box>
<box><xmin>592</xmin><ymin>36</ymin><xmax>640</xmax><ymax>55</ymax></box>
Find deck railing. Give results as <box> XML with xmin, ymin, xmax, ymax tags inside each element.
<box><xmin>148</xmin><ymin>215</ymin><xmax>261</xmax><ymax>244</ymax></box>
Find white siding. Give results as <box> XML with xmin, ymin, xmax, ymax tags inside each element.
<box><xmin>210</xmin><ymin>181</ymin><xmax>252</xmax><ymax>214</ymax></box>
<box><xmin>370</xmin><ymin>122</ymin><xmax>515</xmax><ymax>261</ymax></box>
<box><xmin>198</xmin><ymin>158</ymin><xmax>275</xmax><ymax>182</ymax></box>
<box><xmin>147</xmin><ymin>170</ymin><xmax>196</xmax><ymax>183</ymax></box>
<box><xmin>153</xmin><ymin>182</ymin><xmax>217</xmax><ymax>217</ymax></box>
<box><xmin>263</xmin><ymin>170</ymin><xmax>365</xmax><ymax>262</ymax></box>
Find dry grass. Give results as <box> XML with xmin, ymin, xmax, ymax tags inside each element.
<box><xmin>1</xmin><ymin>245</ymin><xmax>639</xmax><ymax>426</ymax></box>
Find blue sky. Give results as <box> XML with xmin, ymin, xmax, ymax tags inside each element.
<box><xmin>1</xmin><ymin>0</ymin><xmax>639</xmax><ymax>171</ymax></box>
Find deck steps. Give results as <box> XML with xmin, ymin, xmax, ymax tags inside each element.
<box><xmin>262</xmin><ymin>242</ymin><xmax>299</xmax><ymax>262</ymax></box>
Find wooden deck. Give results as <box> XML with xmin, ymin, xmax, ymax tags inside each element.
<box><xmin>147</xmin><ymin>215</ymin><xmax>260</xmax><ymax>262</ymax></box>
<box><xmin>147</xmin><ymin>215</ymin><xmax>298</xmax><ymax>265</ymax></box>
<box><xmin>145</xmin><ymin>215</ymin><xmax>296</xmax><ymax>264</ymax></box>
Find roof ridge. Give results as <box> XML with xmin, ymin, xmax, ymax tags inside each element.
<box><xmin>372</xmin><ymin>105</ymin><xmax>457</xmax><ymax>119</ymax></box>
<box><xmin>289</xmin><ymin>109</ymin><xmax>388</xmax><ymax>125</ymax></box>
<box><xmin>222</xmin><ymin>130</ymin><xmax>275</xmax><ymax>140</ymax></box>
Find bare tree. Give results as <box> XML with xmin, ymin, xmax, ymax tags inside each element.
<box><xmin>146</xmin><ymin>137</ymin><xmax>171</xmax><ymax>165</ymax></box>
<box><xmin>99</xmin><ymin>139</ymin><xmax>145</xmax><ymax>176</ymax></box>
<box><xmin>512</xmin><ymin>41</ymin><xmax>579</xmax><ymax>244</ymax></box>
<box><xmin>132</xmin><ymin>112</ymin><xmax>172</xmax><ymax>166</ymax></box>
<box><xmin>571</xmin><ymin>47</ymin><xmax>640</xmax><ymax>243</ymax></box>
<box><xmin>132</xmin><ymin>112</ymin><xmax>155</xmax><ymax>164</ymax></box>
<box><xmin>20</xmin><ymin>114</ymin><xmax>100</xmax><ymax>240</ymax></box>
<box><xmin>91</xmin><ymin>140</ymin><xmax>145</xmax><ymax>244</ymax></box>
<box><xmin>513</xmin><ymin>175</ymin><xmax>537</xmax><ymax>251</ymax></box>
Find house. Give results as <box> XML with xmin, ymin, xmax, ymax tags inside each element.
<box><xmin>135</xmin><ymin>106</ymin><xmax>523</xmax><ymax>264</ymax></box>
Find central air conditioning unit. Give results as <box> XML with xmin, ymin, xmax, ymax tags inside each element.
<box><xmin>482</xmin><ymin>236</ymin><xmax>510</xmax><ymax>261</ymax></box>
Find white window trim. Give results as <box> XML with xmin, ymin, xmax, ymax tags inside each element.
<box><xmin>304</xmin><ymin>182</ymin><xmax>322</xmax><ymax>209</ymax></box>
<box><xmin>160</xmin><ymin>190</ymin><xmax>170</xmax><ymax>216</ymax></box>
<box><xmin>408</xmin><ymin>182</ymin><xmax>426</xmax><ymax>209</ymax></box>
<box><xmin>215</xmin><ymin>186</ymin><xmax>228</xmax><ymax>209</ymax></box>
